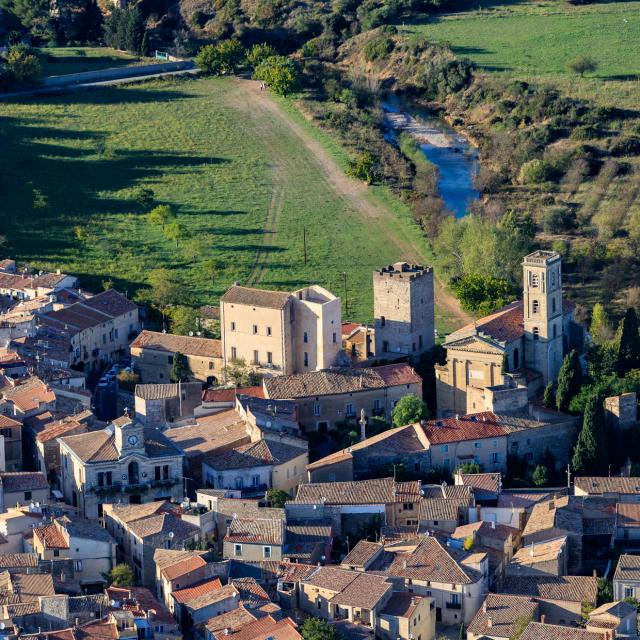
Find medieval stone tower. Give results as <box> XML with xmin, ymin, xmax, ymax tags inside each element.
<box><xmin>373</xmin><ymin>262</ymin><xmax>434</xmax><ymax>358</ymax></box>
<box><xmin>522</xmin><ymin>250</ymin><xmax>564</xmax><ymax>384</ymax></box>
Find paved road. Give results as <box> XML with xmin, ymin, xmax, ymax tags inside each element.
<box><xmin>0</xmin><ymin>61</ymin><xmax>198</xmax><ymax>100</ymax></box>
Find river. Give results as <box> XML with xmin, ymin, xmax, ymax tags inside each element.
<box><xmin>383</xmin><ymin>95</ymin><xmax>479</xmax><ymax>218</ymax></box>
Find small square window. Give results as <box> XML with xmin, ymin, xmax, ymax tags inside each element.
<box><xmin>234</xmin><ymin>544</ymin><xmax>242</xmax><ymax>557</ymax></box>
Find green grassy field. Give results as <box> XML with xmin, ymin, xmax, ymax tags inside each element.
<box><xmin>38</xmin><ymin>47</ymin><xmax>144</xmax><ymax>77</ymax></box>
<box><xmin>0</xmin><ymin>76</ymin><xmax>440</xmax><ymax>326</ymax></box>
<box><xmin>405</xmin><ymin>0</ymin><xmax>640</xmax><ymax>109</ymax></box>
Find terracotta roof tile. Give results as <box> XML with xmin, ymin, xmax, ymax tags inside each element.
<box><xmin>0</xmin><ymin>377</ymin><xmax>55</xmax><ymax>413</ymax></box>
<box><xmin>226</xmin><ymin>518</ymin><xmax>283</xmax><ymax>545</ymax></box>
<box><xmin>575</xmin><ymin>476</ymin><xmax>640</xmax><ymax>495</ymax></box>
<box><xmin>614</xmin><ymin>554</ymin><xmax>640</xmax><ymax>582</ymax></box>
<box><xmin>328</xmin><ymin>571</ymin><xmax>392</xmax><ymax>610</ymax></box>
<box><xmin>617</xmin><ymin>503</ymin><xmax>640</xmax><ymax>528</ymax></box>
<box><xmin>206</xmin><ymin>439</ymin><xmax>306</xmax><ymax>471</ymax></box>
<box><xmin>0</xmin><ymin>471</ymin><xmax>48</xmax><ymax>492</ymax></box>
<box><xmin>220</xmin><ymin>286</ymin><xmax>291</xmax><ymax>310</ymax></box>
<box><xmin>130</xmin><ymin>330</ymin><xmax>221</xmax><ymax>358</ymax></box>
<box><xmin>341</xmin><ymin>541</ymin><xmax>382</xmax><ymax>568</ymax></box>
<box><xmin>161</xmin><ymin>555</ymin><xmax>207</xmax><ymax>581</ymax></box>
<box><xmin>34</xmin><ymin>523</ymin><xmax>69</xmax><ymax>549</ymax></box>
<box><xmin>510</xmin><ymin>537</ymin><xmax>567</xmax><ymax>568</ymax></box>
<box><xmin>127</xmin><ymin>513</ymin><xmax>199</xmax><ymax>540</ymax></box>
<box><xmin>206</xmin><ymin>606</ymin><xmax>257</xmax><ymax>635</ymax></box>
<box><xmin>11</xmin><ymin>572</ymin><xmax>55</xmax><ymax>600</ymax></box>
<box><xmin>468</xmin><ymin>594</ymin><xmax>539</xmax><ymax>637</ymax></box>
<box><xmin>421</xmin><ymin>412</ymin><xmax>505</xmax><ymax>445</ymax></box>
<box><xmin>500</xmin><ymin>576</ymin><xmax>597</xmax><ymax>604</ymax></box>
<box><xmin>265</xmin><ymin>363</ymin><xmax>421</xmax><ymax>400</ymax></box>
<box><xmin>294</xmin><ymin>478</ymin><xmax>419</xmax><ymax>505</ymax></box>
<box><xmin>202</xmin><ymin>386</ymin><xmax>264</xmax><ymax>402</ymax></box>
<box><xmin>520</xmin><ymin>622</ymin><xmax>603</xmax><ymax>640</ymax></box>
<box><xmin>170</xmin><ymin>577</ymin><xmax>223</xmax><ymax>604</ymax></box>
<box><xmin>380</xmin><ymin>592</ymin><xmax>423</xmax><ymax>619</ymax></box>
<box><xmin>459</xmin><ymin>472</ymin><xmax>502</xmax><ymax>495</ymax></box>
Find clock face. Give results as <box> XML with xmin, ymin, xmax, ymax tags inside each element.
<box><xmin>128</xmin><ymin>435</ymin><xmax>138</xmax><ymax>446</ymax></box>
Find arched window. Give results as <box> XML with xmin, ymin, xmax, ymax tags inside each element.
<box><xmin>128</xmin><ymin>461</ymin><xmax>139</xmax><ymax>485</ymax></box>
<box><xmin>532</xmin><ymin>300</ymin><xmax>539</xmax><ymax>314</ymax></box>
<box><xmin>552</xmin><ymin>297</ymin><xmax>556</xmax><ymax>313</ymax></box>
<box><xmin>533</xmin><ymin>327</ymin><xmax>539</xmax><ymax>341</ymax></box>
<box><xmin>531</xmin><ymin>273</ymin><xmax>539</xmax><ymax>287</ymax></box>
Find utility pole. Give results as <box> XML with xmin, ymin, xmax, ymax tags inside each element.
<box><xmin>566</xmin><ymin>463</ymin><xmax>571</xmax><ymax>489</ymax></box>
<box><xmin>303</xmin><ymin>227</ymin><xmax>307</xmax><ymax>266</ymax></box>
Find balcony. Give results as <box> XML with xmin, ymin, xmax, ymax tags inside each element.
<box><xmin>90</xmin><ymin>478</ymin><xmax>179</xmax><ymax>495</ymax></box>
<box><xmin>446</xmin><ymin>602</ymin><xmax>462</xmax><ymax>610</ymax></box>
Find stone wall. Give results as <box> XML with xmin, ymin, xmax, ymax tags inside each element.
<box><xmin>605</xmin><ymin>393</ymin><xmax>637</xmax><ymax>429</ymax></box>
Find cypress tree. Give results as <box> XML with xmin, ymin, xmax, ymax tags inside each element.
<box><xmin>617</xmin><ymin>307</ymin><xmax>640</xmax><ymax>376</ymax></box>
<box><xmin>543</xmin><ymin>382</ymin><xmax>555</xmax><ymax>409</ymax></box>
<box><xmin>556</xmin><ymin>349</ymin><xmax>583</xmax><ymax>413</ymax></box>
<box><xmin>571</xmin><ymin>394</ymin><xmax>606</xmax><ymax>475</ymax></box>
<box><xmin>140</xmin><ymin>29</ymin><xmax>150</xmax><ymax>57</ymax></box>
<box><xmin>501</xmin><ymin>352</ymin><xmax>509</xmax><ymax>375</ymax></box>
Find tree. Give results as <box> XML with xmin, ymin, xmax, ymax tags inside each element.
<box><xmin>590</xmin><ymin>303</ymin><xmax>613</xmax><ymax>344</ymax></box>
<box><xmin>556</xmin><ymin>350</ymin><xmax>583</xmax><ymax>413</ymax></box>
<box><xmin>195</xmin><ymin>39</ymin><xmax>245</xmax><ymax>76</ymax></box>
<box><xmin>597</xmin><ymin>577</ymin><xmax>613</xmax><ymax>605</ymax></box>
<box><xmin>170</xmin><ymin>352</ymin><xmax>191</xmax><ymax>382</ymax></box>
<box><xmin>266</xmin><ymin>488</ymin><xmax>290</xmax><ymax>508</ymax></box>
<box><xmin>134</xmin><ymin>187</ymin><xmax>154</xmax><ymax>210</ymax></box>
<box><xmin>567</xmin><ymin>55</ymin><xmax>598</xmax><ymax>77</ymax></box>
<box><xmin>462</xmin><ymin>537</ymin><xmax>473</xmax><ymax>551</ymax></box>
<box><xmin>147</xmin><ymin>204</ymin><xmax>174</xmax><ymax>229</ymax></box>
<box><xmin>246</xmin><ymin>42</ymin><xmax>276</xmax><ymax>68</ymax></box>
<box><xmin>124</xmin><ymin>5</ymin><xmax>144</xmax><ymax>54</ymax></box>
<box><xmin>452</xmin><ymin>274</ymin><xmax>518</xmax><ymax>315</ymax></box>
<box><xmin>572</xmin><ymin>394</ymin><xmax>607</xmax><ymax>475</ymax></box>
<box><xmin>164</xmin><ymin>221</ymin><xmax>187</xmax><ymax>248</ymax></box>
<box><xmin>543</xmin><ymin>382</ymin><xmax>555</xmax><ymax>409</ymax></box>
<box><xmin>108</xmin><ymin>563</ymin><xmax>134</xmax><ymax>587</ymax></box>
<box><xmin>532</xmin><ymin>465</ymin><xmax>549</xmax><ymax>487</ymax></box>
<box><xmin>117</xmin><ymin>370</ymin><xmax>140</xmax><ymax>392</ymax></box>
<box><xmin>222</xmin><ymin>358</ymin><xmax>258</xmax><ymax>387</ymax></box>
<box><xmin>167</xmin><ymin>305</ymin><xmax>198</xmax><ymax>335</ymax></box>
<box><xmin>199</xmin><ymin>257</ymin><xmax>224</xmax><ymax>283</ymax></box>
<box><xmin>140</xmin><ymin>29</ymin><xmax>150</xmax><ymax>57</ymax></box>
<box><xmin>253</xmin><ymin>55</ymin><xmax>301</xmax><ymax>96</ymax></box>
<box><xmin>502</xmin><ymin>352</ymin><xmax>509</xmax><ymax>375</ymax></box>
<box><xmin>346</xmin><ymin>151</ymin><xmax>377</xmax><ymax>184</ymax></box>
<box><xmin>138</xmin><ymin>268</ymin><xmax>185</xmax><ymax>311</ymax></box>
<box><xmin>511</xmin><ymin>616</ymin><xmax>532</xmax><ymax>640</ymax></box>
<box><xmin>392</xmin><ymin>394</ymin><xmax>428</xmax><ymax>427</ymax></box>
<box><xmin>300</xmin><ymin>617</ymin><xmax>345</xmax><ymax>640</ymax></box>
<box><xmin>617</xmin><ymin>307</ymin><xmax>640</xmax><ymax>376</ymax></box>
<box><xmin>455</xmin><ymin>461</ymin><xmax>483</xmax><ymax>475</ymax></box>
<box><xmin>2</xmin><ymin>45</ymin><xmax>41</xmax><ymax>88</ymax></box>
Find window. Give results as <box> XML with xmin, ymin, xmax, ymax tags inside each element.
<box><xmin>253</xmin><ymin>350</ymin><xmax>259</xmax><ymax>365</ymax></box>
<box><xmin>531</xmin><ymin>273</ymin><xmax>539</xmax><ymax>287</ymax></box>
<box><xmin>303</xmin><ymin>331</ymin><xmax>308</xmax><ymax>343</ymax></box>
<box><xmin>252</xmin><ymin>325</ymin><xmax>258</xmax><ymax>335</ymax></box>
<box><xmin>209</xmin><ymin>361</ymin><xmax>215</xmax><ymax>370</ymax></box>
<box><xmin>412</xmin><ymin>343</ymin><xmax>416</xmax><ymax>352</ymax></box>
<box><xmin>263</xmin><ymin>546</ymin><xmax>272</xmax><ymax>559</ymax></box>
<box><xmin>106</xmin><ymin>471</ymin><xmax>112</xmax><ymax>486</ymax></box>
<box><xmin>252</xmin><ymin>475</ymin><xmax>260</xmax><ymax>487</ymax></box>
<box><xmin>24</xmin><ymin>491</ymin><xmax>31</xmax><ymax>501</ymax></box>
<box><xmin>314</xmin><ymin>404</ymin><xmax>321</xmax><ymax>416</ymax></box>
<box><xmin>163</xmin><ymin>465</ymin><xmax>169</xmax><ymax>480</ymax></box>
<box><xmin>380</xmin><ymin>316</ymin><xmax>386</xmax><ymax>327</ymax></box>
<box><xmin>54</xmin><ymin>550</ymin><xmax>60</xmax><ymax>557</ymax></box>
<box><xmin>167</xmin><ymin>355</ymin><xmax>173</xmax><ymax>365</ymax></box>
<box><xmin>234</xmin><ymin>544</ymin><xmax>242</xmax><ymax>557</ymax></box>
<box><xmin>551</xmin><ymin>271</ymin><xmax>555</xmax><ymax>286</ymax></box>
<box><xmin>304</xmin><ymin>352</ymin><xmax>308</xmax><ymax>367</ymax></box>
<box><xmin>625</xmin><ymin>587</ymin><xmax>634</xmax><ymax>598</ymax></box>
<box><xmin>552</xmin><ymin>297</ymin><xmax>556</xmax><ymax>313</ymax></box>
<box><xmin>155</xmin><ymin>466</ymin><xmax>161</xmax><ymax>481</ymax></box>
<box><xmin>492</xmin><ymin>440</ymin><xmax>497</xmax><ymax>448</ymax></box>
<box><xmin>346</xmin><ymin>403</ymin><xmax>354</xmax><ymax>417</ymax></box>
<box><xmin>442</xmin><ymin>445</ymin><xmax>449</xmax><ymax>453</ymax></box>
<box><xmin>490</xmin><ymin>453</ymin><xmax>499</xmax><ymax>464</ymax></box>
<box><xmin>553</xmin><ymin>324</ymin><xmax>557</xmax><ymax>338</ymax></box>
<box><xmin>374</xmin><ymin>399</ymin><xmax>382</xmax><ymax>411</ymax></box>
<box><xmin>230</xmin><ymin>322</ymin><xmax>236</xmax><ymax>331</ymax></box>
<box><xmin>235</xmin><ymin>477</ymin><xmax>243</xmax><ymax>489</ymax></box>
<box><xmin>98</xmin><ymin>472</ymin><xmax>105</xmax><ymax>487</ymax></box>
<box><xmin>533</xmin><ymin>327</ymin><xmax>539</xmax><ymax>340</ymax></box>
<box><xmin>231</xmin><ymin>347</ymin><xmax>237</xmax><ymax>360</ymax></box>
<box><xmin>451</xmin><ymin>594</ymin><xmax>460</xmax><ymax>605</ymax></box>
<box><xmin>532</xmin><ymin>300</ymin><xmax>539</xmax><ymax>314</ymax></box>
<box><xmin>403</xmin><ymin>502</ymin><xmax>414</xmax><ymax>511</ymax></box>
<box><xmin>419</xmin><ymin>335</ymin><xmax>423</xmax><ymax>350</ymax></box>
<box><xmin>474</xmin><ymin>442</ymin><xmax>481</xmax><ymax>449</ymax></box>
<box><xmin>74</xmin><ymin>560</ymin><xmax>83</xmax><ymax>572</ymax></box>
<box><xmin>267</xmin><ymin>351</ymin><xmax>273</xmax><ymax>364</ymax></box>
<box><xmin>333</xmin><ymin>332</ymin><xmax>337</xmax><ymax>343</ymax></box>
<box><xmin>382</xmin><ymin>340</ymin><xmax>389</xmax><ymax>352</ymax></box>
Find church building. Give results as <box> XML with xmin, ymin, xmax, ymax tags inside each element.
<box><xmin>436</xmin><ymin>251</ymin><xmax>583</xmax><ymax>416</ymax></box>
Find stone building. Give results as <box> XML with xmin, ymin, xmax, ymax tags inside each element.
<box><xmin>373</xmin><ymin>262</ymin><xmax>434</xmax><ymax>358</ymax></box>
<box><xmin>220</xmin><ymin>284</ymin><xmax>341</xmax><ymax>377</ymax></box>
<box><xmin>58</xmin><ymin>414</ymin><xmax>184</xmax><ymax>519</ymax></box>
<box><xmin>130</xmin><ymin>331</ymin><xmax>223</xmax><ymax>386</ymax></box>
<box><xmin>436</xmin><ymin>251</ymin><xmax>583</xmax><ymax>416</ymax></box>
<box><xmin>134</xmin><ymin>382</ymin><xmax>203</xmax><ymax>427</ymax></box>
<box><xmin>263</xmin><ymin>362</ymin><xmax>422</xmax><ymax>432</ymax></box>
<box><xmin>605</xmin><ymin>392</ymin><xmax>637</xmax><ymax>429</ymax></box>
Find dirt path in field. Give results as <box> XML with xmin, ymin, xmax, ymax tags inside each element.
<box><xmin>226</xmin><ymin>78</ymin><xmax>472</xmax><ymax>329</ymax></box>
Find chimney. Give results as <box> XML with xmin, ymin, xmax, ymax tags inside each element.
<box><xmin>491</xmin><ymin>520</ymin><xmax>495</xmax><ymax>529</ymax></box>
<box><xmin>482</xmin><ymin>601</ymin><xmax>487</xmax><ymax>613</ymax></box>
<box><xmin>487</xmin><ymin>618</ymin><xmax>492</xmax><ymax>628</ymax></box>
<box><xmin>540</xmin><ymin>615</ymin><xmax>546</xmax><ymax>624</ymax></box>
<box><xmin>530</xmin><ymin>542</ymin><xmax>535</xmax><ymax>557</ymax></box>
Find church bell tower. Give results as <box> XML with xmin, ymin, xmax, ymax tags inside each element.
<box><xmin>522</xmin><ymin>250</ymin><xmax>564</xmax><ymax>385</ymax></box>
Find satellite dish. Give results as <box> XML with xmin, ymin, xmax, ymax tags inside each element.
<box><xmin>168</xmin><ymin>532</ymin><xmax>174</xmax><ymax>539</ymax></box>
<box><xmin>109</xmin><ymin>600</ymin><xmax>116</xmax><ymax>607</ymax></box>
<box><xmin>1</xmin><ymin>622</ymin><xmax>6</xmax><ymax>629</ymax></box>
